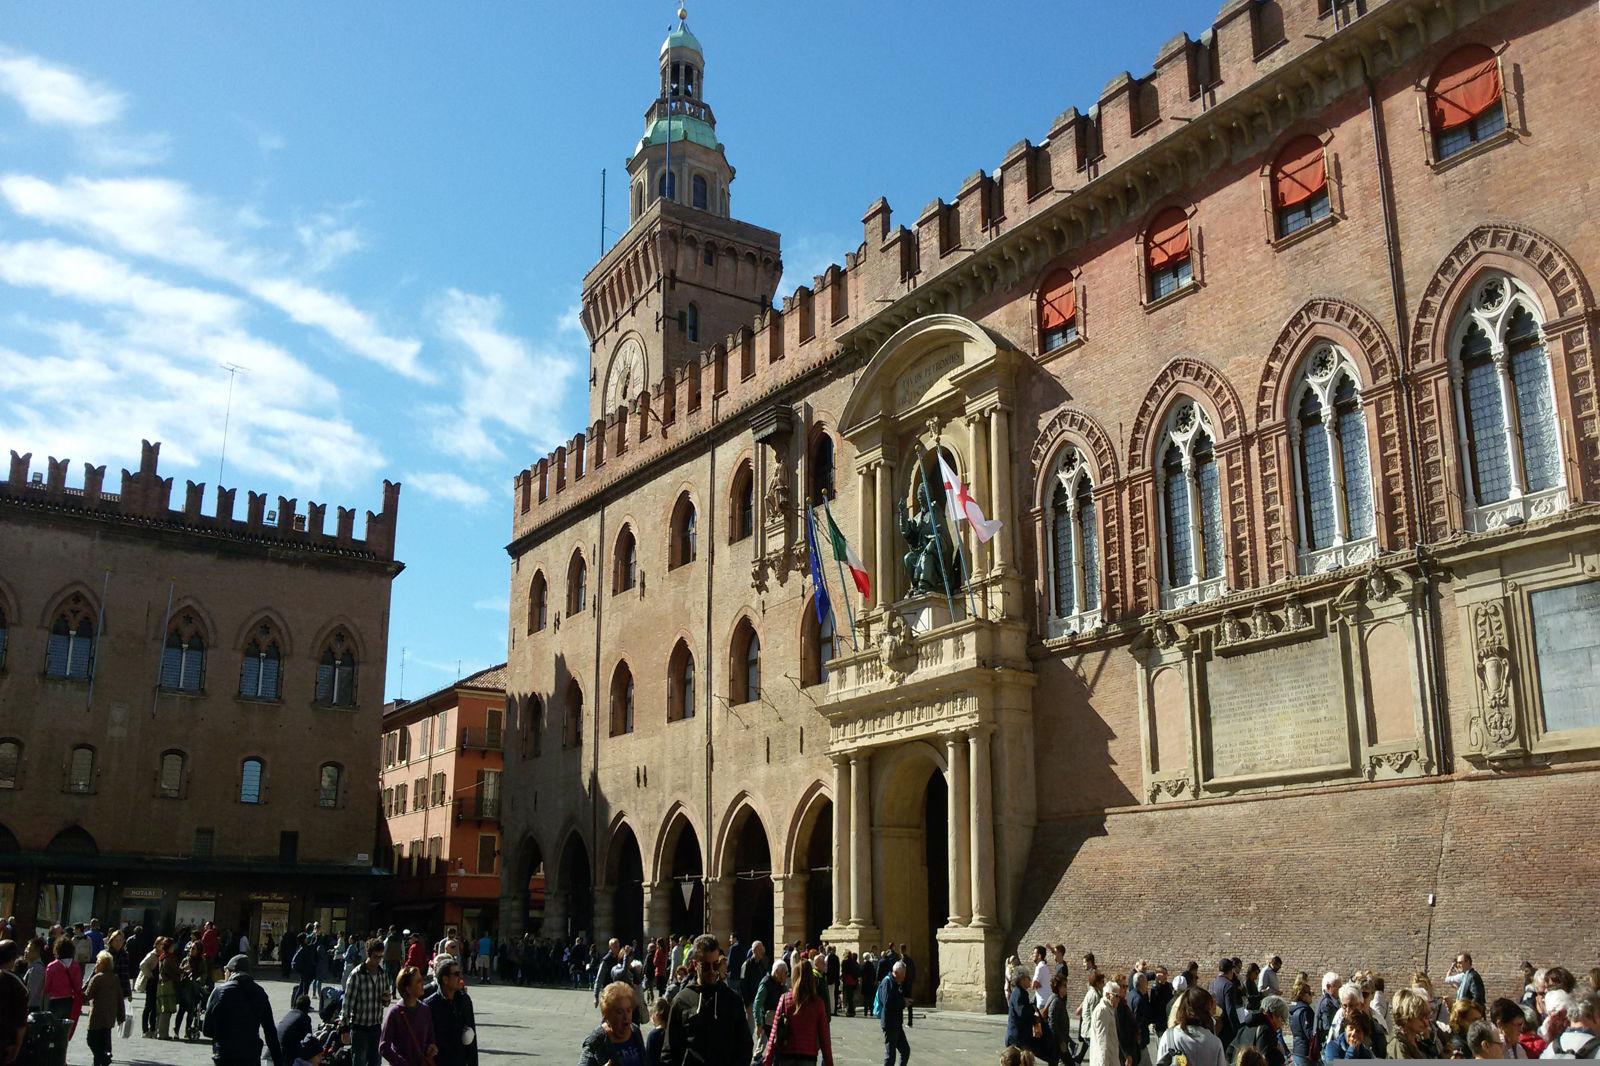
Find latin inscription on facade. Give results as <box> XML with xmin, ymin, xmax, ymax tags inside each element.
<box><xmin>1204</xmin><ymin>639</ymin><xmax>1347</xmax><ymax>779</ymax></box>
<box><xmin>1531</xmin><ymin>579</ymin><xmax>1600</xmax><ymax>734</ymax></box>
<box><xmin>893</xmin><ymin>345</ymin><xmax>963</xmax><ymax>414</ymax></box>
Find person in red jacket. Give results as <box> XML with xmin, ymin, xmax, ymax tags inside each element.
<box><xmin>404</xmin><ymin>935</ymin><xmax>427</xmax><ymax>972</ymax></box>
<box><xmin>762</xmin><ymin>958</ymin><xmax>833</xmax><ymax>1066</ymax></box>
<box><xmin>42</xmin><ymin>937</ymin><xmax>84</xmax><ymax>1035</ymax></box>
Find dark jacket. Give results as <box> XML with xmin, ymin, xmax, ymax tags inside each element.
<box><xmin>875</xmin><ymin>951</ymin><xmax>899</xmax><ymax>985</ymax></box>
<box><xmin>1210</xmin><ymin>975</ymin><xmax>1241</xmax><ymax>1047</ymax></box>
<box><xmin>275</xmin><ymin>1008</ymin><xmax>311</xmax><ymax>1055</ymax></box>
<box><xmin>1006</xmin><ymin>986</ymin><xmax>1041</xmax><ymax>1053</ymax></box>
<box><xmin>738</xmin><ymin>954</ymin><xmax>766</xmax><ymax>1005</ymax></box>
<box><xmin>202</xmin><ymin>973</ymin><xmax>282</xmax><ymax>1066</ymax></box>
<box><xmin>1149</xmin><ymin>980</ymin><xmax>1175</xmax><ymax>1031</ymax></box>
<box><xmin>824</xmin><ymin>952</ymin><xmax>840</xmax><ymax>983</ymax></box>
<box><xmin>425</xmin><ymin>988</ymin><xmax>477</xmax><ymax>1066</ymax></box>
<box><xmin>1314</xmin><ymin>992</ymin><xmax>1339</xmax><ymax>1046</ymax></box>
<box><xmin>579</xmin><ymin>1023</ymin><xmax>645</xmax><ymax>1066</ymax></box>
<box><xmin>1457</xmin><ymin>969</ymin><xmax>1485</xmax><ymax>1007</ymax></box>
<box><xmin>1118</xmin><ymin>998</ymin><xmax>1140</xmax><ymax>1062</ymax></box>
<box><xmin>1290</xmin><ymin>1001</ymin><xmax>1317</xmax><ymax>1061</ymax></box>
<box><xmin>1127</xmin><ymin>988</ymin><xmax>1153</xmax><ymax>1050</ymax></box>
<box><xmin>1322</xmin><ymin>1029</ymin><xmax>1375</xmax><ymax>1060</ymax></box>
<box><xmin>662</xmin><ymin>978</ymin><xmax>752</xmax><ymax>1066</ymax></box>
<box><xmin>644</xmin><ymin>1024</ymin><xmax>665</xmax><ymax>1066</ymax></box>
<box><xmin>1251</xmin><ymin>1021</ymin><xmax>1288</xmax><ymax>1066</ymax></box>
<box><xmin>878</xmin><ymin>974</ymin><xmax>906</xmax><ymax>1032</ymax></box>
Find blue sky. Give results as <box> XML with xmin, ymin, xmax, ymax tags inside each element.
<box><xmin>0</xmin><ymin>0</ymin><xmax>1217</xmax><ymax>698</ymax></box>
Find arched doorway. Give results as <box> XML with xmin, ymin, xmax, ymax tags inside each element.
<box><xmin>608</xmin><ymin>823</ymin><xmax>644</xmax><ymax>948</ymax></box>
<box><xmin>788</xmin><ymin>792</ymin><xmax>833</xmax><ymax>946</ymax></box>
<box><xmin>665</xmin><ymin>819</ymin><xmax>704</xmax><ymax>936</ymax></box>
<box><xmin>876</xmin><ymin>746</ymin><xmax>948</xmax><ymax>1004</ymax></box>
<box><xmin>557</xmin><ymin>832</ymin><xmax>593</xmax><ymax>941</ymax></box>
<box><xmin>516</xmin><ymin>836</ymin><xmax>546</xmax><ymax>936</ymax></box>
<box><xmin>725</xmin><ymin>808</ymin><xmax>773</xmax><ymax>950</ymax></box>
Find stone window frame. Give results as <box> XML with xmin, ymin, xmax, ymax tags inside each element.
<box><xmin>1136</xmin><ymin>202</ymin><xmax>1203</xmax><ymax>313</ymax></box>
<box><xmin>1032</xmin><ymin>264</ymin><xmax>1086</xmax><ymax>367</ymax></box>
<box><xmin>156</xmin><ymin>748</ymin><xmax>187</xmax><ymax>800</ymax></box>
<box><xmin>608</xmin><ymin>660</ymin><xmax>635</xmax><ymax>737</ymax></box>
<box><xmin>0</xmin><ymin>738</ymin><xmax>23</xmax><ymax>790</ymax></box>
<box><xmin>613</xmin><ymin>523</ymin><xmax>639</xmax><ymax>596</ymax></box>
<box><xmin>1416</xmin><ymin>39</ymin><xmax>1519</xmax><ymax>173</ymax></box>
<box><xmin>1258</xmin><ymin>128</ymin><xmax>1340</xmax><ymax>249</ymax></box>
<box><xmin>1041</xmin><ymin>442</ymin><xmax>1105</xmax><ymax>639</ymax></box>
<box><xmin>528</xmin><ymin>570</ymin><xmax>549</xmax><ymax>634</ymax></box>
<box><xmin>1287</xmin><ymin>343</ymin><xmax>1379</xmax><ymax>576</ymax></box>
<box><xmin>1154</xmin><ymin>400</ymin><xmax>1228</xmax><ymax>610</ymax></box>
<box><xmin>667</xmin><ymin>639</ymin><xmax>697</xmax><ymax>722</ymax></box>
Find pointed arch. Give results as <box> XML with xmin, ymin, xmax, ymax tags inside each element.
<box><xmin>711</xmin><ymin>790</ymin><xmax>774</xmax><ymax>879</ymax></box>
<box><xmin>601</xmin><ymin>810</ymin><xmax>642</xmax><ymax>883</ymax></box>
<box><xmin>232</xmin><ymin>607</ymin><xmax>294</xmax><ymax>656</ymax></box>
<box><xmin>1126</xmin><ymin>357</ymin><xmax>1246</xmax><ymax>471</ymax></box>
<box><xmin>308</xmin><ymin>615</ymin><xmax>369</xmax><ymax>663</ymax></box>
<box><xmin>726</xmin><ymin>612</ymin><xmax>762</xmax><ymax>705</ymax></box>
<box><xmin>650</xmin><ymin>800</ymin><xmax>706</xmax><ymax>884</ymax></box>
<box><xmin>1029</xmin><ymin>406</ymin><xmax>1120</xmax><ymax>510</ymax></box>
<box><xmin>781</xmin><ymin>779</ymin><xmax>833</xmax><ymax>879</ymax></box>
<box><xmin>37</xmin><ymin>581</ymin><xmax>101</xmax><ymax>630</ymax></box>
<box><xmin>1256</xmin><ymin>297</ymin><xmax>1398</xmax><ymax>425</ymax></box>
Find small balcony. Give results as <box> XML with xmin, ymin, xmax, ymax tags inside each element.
<box><xmin>459</xmin><ymin>726</ymin><xmax>502</xmax><ymax>751</ymax></box>
<box><xmin>455</xmin><ymin>789</ymin><xmax>500</xmax><ymax>822</ymax></box>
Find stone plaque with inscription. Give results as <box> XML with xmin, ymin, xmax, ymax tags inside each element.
<box><xmin>1203</xmin><ymin>638</ymin><xmax>1349</xmax><ymax>780</ymax></box>
<box><xmin>1531</xmin><ymin>579</ymin><xmax>1600</xmax><ymax>734</ymax></box>
<box><xmin>893</xmin><ymin>345</ymin><xmax>963</xmax><ymax>414</ymax></box>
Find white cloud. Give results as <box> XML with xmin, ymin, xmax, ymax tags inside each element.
<box><xmin>405</xmin><ymin>470</ymin><xmax>493</xmax><ymax>508</ymax></box>
<box><xmin>295</xmin><ymin>210</ymin><xmax>364</xmax><ymax>273</ymax></box>
<box><xmin>0</xmin><ymin>173</ymin><xmax>428</xmax><ymax>380</ymax></box>
<box><xmin>557</xmin><ymin>302</ymin><xmax>584</xmax><ymax>335</ymax></box>
<box><xmin>778</xmin><ymin>232</ymin><xmax>852</xmax><ymax>295</ymax></box>
<box><xmin>472</xmin><ymin>594</ymin><xmax>509</xmax><ymax>614</ymax></box>
<box><xmin>429</xmin><ymin>289</ymin><xmax>581</xmax><ymax>464</ymax></box>
<box><xmin>0</xmin><ymin>49</ymin><xmax>124</xmax><ymax>127</ymax></box>
<box><xmin>0</xmin><ymin>240</ymin><xmax>380</xmax><ymax>496</ymax></box>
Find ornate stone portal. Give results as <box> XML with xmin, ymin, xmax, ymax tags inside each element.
<box><xmin>818</xmin><ymin>315</ymin><xmax>1034</xmax><ymax>1012</ymax></box>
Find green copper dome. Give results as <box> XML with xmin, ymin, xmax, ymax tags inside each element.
<box><xmin>660</xmin><ymin>24</ymin><xmax>701</xmax><ymax>56</ymax></box>
<box><xmin>636</xmin><ymin>114</ymin><xmax>718</xmax><ymax>155</ymax></box>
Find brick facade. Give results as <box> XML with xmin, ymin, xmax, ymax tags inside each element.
<box><xmin>0</xmin><ymin>441</ymin><xmax>401</xmax><ymax>945</ymax></box>
<box><xmin>502</xmin><ymin>0</ymin><xmax>1600</xmax><ymax>1008</ymax></box>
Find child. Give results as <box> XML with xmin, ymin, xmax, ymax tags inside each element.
<box><xmin>644</xmin><ymin>994</ymin><xmax>669</xmax><ymax>1066</ymax></box>
<box><xmin>290</xmin><ymin>1032</ymin><xmax>325</xmax><ymax>1066</ymax></box>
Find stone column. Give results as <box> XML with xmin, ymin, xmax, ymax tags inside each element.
<box><xmin>499</xmin><ymin>893</ymin><xmax>524</xmax><ymax>940</ymax></box>
<box><xmin>592</xmin><ymin>886</ymin><xmax>615</xmax><ymax>943</ymax></box>
<box><xmin>849</xmin><ymin>753</ymin><xmax>873</xmax><ymax>926</ymax></box>
<box><xmin>1492</xmin><ymin>348</ymin><xmax>1526</xmax><ymax>498</ymax></box>
<box><xmin>988</xmin><ymin>408</ymin><xmax>1013</xmax><ymax>569</ymax></box>
<box><xmin>944</xmin><ymin>731</ymin><xmax>972</xmax><ymax>924</ymax></box>
<box><xmin>831</xmin><ymin>756</ymin><xmax>850</xmax><ymax>931</ymax></box>
<box><xmin>968</xmin><ymin>729</ymin><xmax>997</xmax><ymax>927</ymax></box>
<box><xmin>643</xmin><ymin>881</ymin><xmax>671</xmax><ymax>940</ymax></box>
<box><xmin>774</xmin><ymin>873</ymin><xmax>805</xmax><ymax>947</ymax></box>
<box><xmin>970</xmin><ymin>414</ymin><xmax>993</xmax><ymax>576</ymax></box>
<box><xmin>874</xmin><ymin>461</ymin><xmax>893</xmax><ymax>608</ymax></box>
<box><xmin>706</xmin><ymin>875</ymin><xmax>734</xmax><ymax>943</ymax></box>
<box><xmin>541</xmin><ymin>889</ymin><xmax>568</xmax><ymax>940</ymax></box>
<box><xmin>857</xmin><ymin>467</ymin><xmax>875</xmax><ymax>604</ymax></box>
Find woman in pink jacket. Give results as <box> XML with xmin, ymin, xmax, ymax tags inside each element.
<box><xmin>42</xmin><ymin>936</ymin><xmax>83</xmax><ymax>1034</ymax></box>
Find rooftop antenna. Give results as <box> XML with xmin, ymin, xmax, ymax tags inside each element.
<box><xmin>599</xmin><ymin>167</ymin><xmax>606</xmax><ymax>256</ymax></box>
<box><xmin>217</xmin><ymin>362</ymin><xmax>248</xmax><ymax>486</ymax></box>
<box><xmin>399</xmin><ymin>646</ymin><xmax>407</xmax><ymax>699</ymax></box>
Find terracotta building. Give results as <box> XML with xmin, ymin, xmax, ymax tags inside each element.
<box><xmin>376</xmin><ymin>665</ymin><xmax>507</xmax><ymax>942</ymax></box>
<box><xmin>0</xmin><ymin>442</ymin><xmax>401</xmax><ymax>945</ymax></box>
<box><xmin>501</xmin><ymin>0</ymin><xmax>1600</xmax><ymax>1010</ymax></box>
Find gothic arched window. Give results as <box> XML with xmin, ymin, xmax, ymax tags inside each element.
<box><xmin>670</xmin><ymin>494</ymin><xmax>697</xmax><ymax>568</ymax></box>
<box><xmin>614</xmin><ymin>526</ymin><xmax>637</xmax><ymax>594</ymax></box>
<box><xmin>564</xmin><ymin>681</ymin><xmax>583</xmax><ymax>749</ymax></box>
<box><xmin>529</xmin><ymin>571</ymin><xmax>548</xmax><ymax>633</ymax></box>
<box><xmin>609</xmin><ymin>662</ymin><xmax>634</xmax><ymax>737</ymax></box>
<box><xmin>692</xmin><ymin>174</ymin><xmax>708</xmax><ymax>210</ymax></box>
<box><xmin>315</xmin><ymin>631</ymin><xmax>357</xmax><ymax>707</ymax></box>
<box><xmin>1452</xmin><ymin>274</ymin><xmax>1563</xmax><ymax>530</ymax></box>
<box><xmin>1158</xmin><ymin>402</ymin><xmax>1226</xmax><ymax>608</ymax></box>
<box><xmin>802</xmin><ymin>605</ymin><xmax>837</xmax><ymax>688</ymax></box>
<box><xmin>673</xmin><ymin>644</ymin><xmax>697</xmax><ymax>721</ymax></box>
<box><xmin>730</xmin><ymin>461</ymin><xmax>754</xmax><ymax>543</ymax></box>
<box><xmin>239</xmin><ymin>621</ymin><xmax>282</xmax><ymax>701</ymax></box>
<box><xmin>1046</xmin><ymin>447</ymin><xmax>1101</xmax><ymax>636</ymax></box>
<box><xmin>810</xmin><ymin>432</ymin><xmax>836</xmax><ymax>504</ymax></box>
<box><xmin>1292</xmin><ymin>345</ymin><xmax>1375</xmax><ymax>572</ymax></box>
<box><xmin>239</xmin><ymin>757</ymin><xmax>265</xmax><ymax>805</ymax></box>
<box><xmin>731</xmin><ymin>620</ymin><xmax>761</xmax><ymax>705</ymax></box>
<box><xmin>567</xmin><ymin>551</ymin><xmax>588</xmax><ymax>615</ymax></box>
<box><xmin>160</xmin><ymin>611</ymin><xmax>206</xmax><ymax>693</ymax></box>
<box><xmin>45</xmin><ymin>595</ymin><xmax>95</xmax><ymax>681</ymax></box>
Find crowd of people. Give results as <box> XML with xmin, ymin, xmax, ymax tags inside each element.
<box><xmin>996</xmin><ymin>948</ymin><xmax>1600</xmax><ymax>1065</ymax></box>
<box><xmin>0</xmin><ymin>915</ymin><xmax>482</xmax><ymax>1066</ymax></box>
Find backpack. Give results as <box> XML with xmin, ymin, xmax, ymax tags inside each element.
<box><xmin>1550</xmin><ymin>1034</ymin><xmax>1600</xmax><ymax>1060</ymax></box>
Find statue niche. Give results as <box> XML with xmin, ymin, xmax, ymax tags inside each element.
<box><xmin>898</xmin><ymin>494</ymin><xmax>962</xmax><ymax>599</ymax></box>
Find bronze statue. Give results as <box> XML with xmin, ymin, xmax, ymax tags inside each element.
<box><xmin>898</xmin><ymin>499</ymin><xmax>959</xmax><ymax>596</ymax></box>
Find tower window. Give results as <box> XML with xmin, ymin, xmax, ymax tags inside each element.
<box><xmin>684</xmin><ymin>303</ymin><xmax>700</xmax><ymax>342</ymax></box>
<box><xmin>692</xmin><ymin>175</ymin><xmax>708</xmax><ymax>210</ymax></box>
<box><xmin>658</xmin><ymin>171</ymin><xmax>677</xmax><ymax>202</ymax></box>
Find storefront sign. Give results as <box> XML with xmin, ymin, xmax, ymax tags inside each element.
<box><xmin>122</xmin><ymin>887</ymin><xmax>163</xmax><ymax>900</ymax></box>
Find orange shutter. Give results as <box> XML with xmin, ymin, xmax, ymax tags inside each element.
<box><xmin>1039</xmin><ymin>271</ymin><xmax>1076</xmax><ymax>331</ymax></box>
<box><xmin>1428</xmin><ymin>45</ymin><xmax>1502</xmax><ymax>131</ymax></box>
<box><xmin>1146</xmin><ymin>208</ymin><xmax>1191</xmax><ymax>270</ymax></box>
<box><xmin>1273</xmin><ymin>136</ymin><xmax>1328</xmax><ymax>208</ymax></box>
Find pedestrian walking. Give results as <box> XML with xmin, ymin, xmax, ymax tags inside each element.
<box><xmin>1155</xmin><ymin>988</ymin><xmax>1226</xmax><ymax>1066</ymax></box>
<box><xmin>580</xmin><ymin>981</ymin><xmax>645</xmax><ymax>1066</ymax></box>
<box><xmin>83</xmin><ymin>951</ymin><xmax>125</xmax><ymax>1066</ymax></box>
<box><xmin>43</xmin><ymin>937</ymin><xmax>83</xmax><ymax>1034</ymax></box>
<box><xmin>1089</xmin><ymin>979</ymin><xmax>1121</xmax><ymax>1066</ymax></box>
<box><xmin>662</xmin><ymin>934</ymin><xmax>752</xmax><ymax>1066</ymax></box>
<box><xmin>341</xmin><ymin>937</ymin><xmax>391</xmax><ymax>1066</ymax></box>
<box><xmin>426</xmin><ymin>956</ymin><xmax>478</xmax><ymax>1066</ymax></box>
<box><xmin>202</xmin><ymin>955</ymin><xmax>282</xmax><ymax>1066</ymax></box>
<box><xmin>761</xmin><ymin>956</ymin><xmax>834</xmax><ymax>1066</ymax></box>
<box><xmin>379</xmin><ymin>966</ymin><xmax>437</xmax><ymax>1066</ymax></box>
<box><xmin>879</xmin><ymin>961</ymin><xmax>911</xmax><ymax>1066</ymax></box>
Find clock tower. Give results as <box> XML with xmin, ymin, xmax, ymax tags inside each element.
<box><xmin>578</xmin><ymin>6</ymin><xmax>783</xmax><ymax>424</ymax></box>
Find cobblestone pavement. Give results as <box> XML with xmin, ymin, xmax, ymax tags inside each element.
<box><xmin>68</xmin><ymin>974</ymin><xmax>1007</xmax><ymax>1065</ymax></box>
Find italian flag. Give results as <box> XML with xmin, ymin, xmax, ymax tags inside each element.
<box><xmin>939</xmin><ymin>453</ymin><xmax>1003</xmax><ymax>543</ymax></box>
<box><xmin>824</xmin><ymin>508</ymin><xmax>871</xmax><ymax>600</ymax></box>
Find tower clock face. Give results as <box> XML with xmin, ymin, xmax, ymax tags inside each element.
<box><xmin>604</xmin><ymin>336</ymin><xmax>647</xmax><ymax>414</ymax></box>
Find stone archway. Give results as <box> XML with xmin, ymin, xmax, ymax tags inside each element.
<box><xmin>664</xmin><ymin>818</ymin><xmax>704</xmax><ymax>936</ymax></box>
<box><xmin>720</xmin><ymin>806</ymin><xmax>774</xmax><ymax>952</ymax></box>
<box><xmin>875</xmin><ymin>742</ymin><xmax>948</xmax><ymax>1004</ymax></box>
<box><xmin>784</xmin><ymin>788</ymin><xmax>833</xmax><ymax>947</ymax></box>
<box><xmin>514</xmin><ymin>835</ymin><xmax>546</xmax><ymax>937</ymax></box>
<box><xmin>606</xmin><ymin>822</ymin><xmax>645</xmax><ymax>948</ymax></box>
<box><xmin>555</xmin><ymin>832</ymin><xmax>592</xmax><ymax>941</ymax></box>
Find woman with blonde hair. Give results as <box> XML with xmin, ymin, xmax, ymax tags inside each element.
<box><xmin>1288</xmin><ymin>974</ymin><xmax>1316</xmax><ymax>1066</ymax></box>
<box><xmin>83</xmin><ymin>950</ymin><xmax>125</xmax><ymax>1066</ymax></box>
<box><xmin>1387</xmin><ymin>988</ymin><xmax>1441</xmax><ymax>1059</ymax></box>
<box><xmin>379</xmin><ymin>966</ymin><xmax>437</xmax><ymax>1066</ymax></box>
<box><xmin>1447</xmin><ymin>999</ymin><xmax>1482</xmax><ymax>1059</ymax></box>
<box><xmin>579</xmin><ymin>980</ymin><xmax>645</xmax><ymax>1065</ymax></box>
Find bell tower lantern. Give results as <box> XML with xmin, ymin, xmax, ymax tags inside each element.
<box><xmin>578</xmin><ymin>5</ymin><xmax>783</xmax><ymax>424</ymax></box>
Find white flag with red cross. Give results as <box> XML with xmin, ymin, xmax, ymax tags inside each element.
<box><xmin>937</xmin><ymin>453</ymin><xmax>1002</xmax><ymax>543</ymax></box>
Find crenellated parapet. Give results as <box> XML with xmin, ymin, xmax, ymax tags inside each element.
<box><xmin>2</xmin><ymin>440</ymin><xmax>401</xmax><ymax>562</ymax></box>
<box><xmin>514</xmin><ymin>0</ymin><xmax>1474</xmax><ymax>544</ymax></box>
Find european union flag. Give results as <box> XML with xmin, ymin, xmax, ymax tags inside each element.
<box><xmin>804</xmin><ymin>505</ymin><xmax>832</xmax><ymax>627</ymax></box>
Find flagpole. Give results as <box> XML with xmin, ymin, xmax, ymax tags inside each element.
<box><xmin>936</xmin><ymin>434</ymin><xmax>981</xmax><ymax>622</ymax></box>
<box><xmin>820</xmin><ymin>499</ymin><xmax>859</xmax><ymax>652</ymax></box>
<box><xmin>915</xmin><ymin>452</ymin><xmax>958</xmax><ymax>626</ymax></box>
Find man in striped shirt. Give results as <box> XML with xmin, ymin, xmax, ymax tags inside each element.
<box><xmin>341</xmin><ymin>938</ymin><xmax>391</xmax><ymax>1066</ymax></box>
